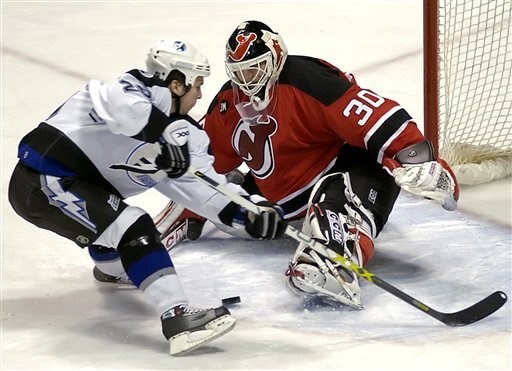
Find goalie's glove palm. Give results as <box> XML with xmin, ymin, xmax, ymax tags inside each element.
<box><xmin>155</xmin><ymin>119</ymin><xmax>190</xmax><ymax>178</ymax></box>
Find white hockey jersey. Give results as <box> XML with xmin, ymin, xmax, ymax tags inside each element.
<box><xmin>17</xmin><ymin>69</ymin><xmax>246</xmax><ymax>224</ymax></box>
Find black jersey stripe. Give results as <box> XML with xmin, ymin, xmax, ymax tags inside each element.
<box><xmin>131</xmin><ymin>106</ymin><xmax>169</xmax><ymax>143</ymax></box>
<box><xmin>280</xmin><ymin>56</ymin><xmax>354</xmax><ymax>106</ymax></box>
<box><xmin>365</xmin><ymin>107</ymin><xmax>412</xmax><ymax>159</ymax></box>
<box><xmin>19</xmin><ymin>123</ymin><xmax>120</xmax><ymax>195</ymax></box>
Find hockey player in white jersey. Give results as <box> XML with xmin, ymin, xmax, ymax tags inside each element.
<box><xmin>8</xmin><ymin>38</ymin><xmax>287</xmax><ymax>356</ymax></box>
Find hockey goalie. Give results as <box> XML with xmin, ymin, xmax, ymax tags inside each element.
<box><xmin>152</xmin><ymin>20</ymin><xmax>459</xmax><ymax>309</ymax></box>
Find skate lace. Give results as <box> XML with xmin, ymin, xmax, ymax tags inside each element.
<box><xmin>181</xmin><ymin>305</ymin><xmax>213</xmax><ymax>315</ymax></box>
<box><xmin>162</xmin><ymin>304</ymin><xmax>214</xmax><ymax>319</ymax></box>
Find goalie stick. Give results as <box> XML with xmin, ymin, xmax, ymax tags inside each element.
<box><xmin>189</xmin><ymin>167</ymin><xmax>508</xmax><ymax>327</ymax></box>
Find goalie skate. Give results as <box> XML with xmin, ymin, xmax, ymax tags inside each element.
<box><xmin>285</xmin><ymin>244</ymin><xmax>363</xmax><ymax>309</ymax></box>
<box><xmin>161</xmin><ymin>304</ymin><xmax>236</xmax><ymax>356</ymax></box>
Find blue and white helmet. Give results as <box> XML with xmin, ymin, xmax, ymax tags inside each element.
<box><xmin>146</xmin><ymin>39</ymin><xmax>210</xmax><ymax>86</ymax></box>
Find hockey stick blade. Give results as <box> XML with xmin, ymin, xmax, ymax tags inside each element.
<box><xmin>425</xmin><ymin>291</ymin><xmax>507</xmax><ymax>327</ymax></box>
<box><xmin>189</xmin><ymin>167</ymin><xmax>508</xmax><ymax>326</ymax></box>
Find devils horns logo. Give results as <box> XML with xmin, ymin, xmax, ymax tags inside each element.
<box><xmin>232</xmin><ymin>116</ymin><xmax>278</xmax><ymax>179</ymax></box>
<box><xmin>226</xmin><ymin>33</ymin><xmax>258</xmax><ymax>62</ymax></box>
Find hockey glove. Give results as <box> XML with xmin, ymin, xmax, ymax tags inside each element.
<box><xmin>220</xmin><ymin>195</ymin><xmax>287</xmax><ymax>240</ymax></box>
<box><xmin>155</xmin><ymin>119</ymin><xmax>190</xmax><ymax>178</ymax></box>
<box><xmin>383</xmin><ymin>141</ymin><xmax>459</xmax><ymax>211</ymax></box>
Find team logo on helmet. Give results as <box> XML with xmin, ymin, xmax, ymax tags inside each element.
<box><xmin>173</xmin><ymin>41</ymin><xmax>187</xmax><ymax>52</ymax></box>
<box><xmin>226</xmin><ymin>32</ymin><xmax>258</xmax><ymax>62</ymax></box>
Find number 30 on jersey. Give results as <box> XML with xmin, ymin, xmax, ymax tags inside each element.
<box><xmin>343</xmin><ymin>89</ymin><xmax>385</xmax><ymax>126</ymax></box>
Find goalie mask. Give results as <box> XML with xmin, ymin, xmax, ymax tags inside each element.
<box><xmin>225</xmin><ymin>20</ymin><xmax>288</xmax><ymax>111</ymax></box>
<box><xmin>146</xmin><ymin>38</ymin><xmax>211</xmax><ymax>86</ymax></box>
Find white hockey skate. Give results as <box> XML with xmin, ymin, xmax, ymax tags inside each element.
<box><xmin>161</xmin><ymin>304</ymin><xmax>236</xmax><ymax>356</ymax></box>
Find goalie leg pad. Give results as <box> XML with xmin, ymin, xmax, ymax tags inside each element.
<box><xmin>308</xmin><ymin>172</ymin><xmax>377</xmax><ymax>265</ymax></box>
<box><xmin>285</xmin><ymin>172</ymin><xmax>383</xmax><ymax>307</ymax></box>
<box><xmin>154</xmin><ymin>200</ymin><xmax>207</xmax><ymax>251</ymax></box>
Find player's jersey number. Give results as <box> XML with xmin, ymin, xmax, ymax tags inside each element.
<box><xmin>120</xmin><ymin>79</ymin><xmax>152</xmax><ymax>98</ymax></box>
<box><xmin>343</xmin><ymin>90</ymin><xmax>385</xmax><ymax>126</ymax></box>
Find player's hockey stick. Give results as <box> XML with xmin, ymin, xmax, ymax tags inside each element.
<box><xmin>189</xmin><ymin>167</ymin><xmax>508</xmax><ymax>327</ymax></box>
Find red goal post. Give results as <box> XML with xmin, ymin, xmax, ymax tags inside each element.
<box><xmin>423</xmin><ymin>0</ymin><xmax>511</xmax><ymax>185</ymax></box>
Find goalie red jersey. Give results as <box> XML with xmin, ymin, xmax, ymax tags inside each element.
<box><xmin>203</xmin><ymin>56</ymin><xmax>425</xmax><ymax>218</ymax></box>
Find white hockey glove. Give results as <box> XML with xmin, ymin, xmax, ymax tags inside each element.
<box><xmin>219</xmin><ymin>195</ymin><xmax>288</xmax><ymax>240</ymax></box>
<box><xmin>384</xmin><ymin>141</ymin><xmax>459</xmax><ymax>211</ymax></box>
<box><xmin>155</xmin><ymin>119</ymin><xmax>190</xmax><ymax>178</ymax></box>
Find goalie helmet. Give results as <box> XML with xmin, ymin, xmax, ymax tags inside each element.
<box><xmin>145</xmin><ymin>39</ymin><xmax>211</xmax><ymax>86</ymax></box>
<box><xmin>225</xmin><ymin>21</ymin><xmax>288</xmax><ymax>111</ymax></box>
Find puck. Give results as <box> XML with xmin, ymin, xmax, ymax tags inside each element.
<box><xmin>222</xmin><ymin>296</ymin><xmax>241</xmax><ymax>305</ymax></box>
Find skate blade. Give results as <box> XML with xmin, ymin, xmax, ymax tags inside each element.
<box><xmin>291</xmin><ymin>276</ymin><xmax>363</xmax><ymax>309</ymax></box>
<box><xmin>93</xmin><ymin>280</ymin><xmax>136</xmax><ymax>290</ymax></box>
<box><xmin>92</xmin><ymin>268</ymin><xmax>135</xmax><ymax>289</ymax></box>
<box><xmin>169</xmin><ymin>315</ymin><xmax>236</xmax><ymax>356</ymax></box>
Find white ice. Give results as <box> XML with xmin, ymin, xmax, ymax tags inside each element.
<box><xmin>1</xmin><ymin>1</ymin><xmax>511</xmax><ymax>370</ymax></box>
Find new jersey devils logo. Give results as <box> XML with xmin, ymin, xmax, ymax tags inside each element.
<box><xmin>232</xmin><ymin>116</ymin><xmax>278</xmax><ymax>179</ymax></box>
<box><xmin>226</xmin><ymin>33</ymin><xmax>258</xmax><ymax>62</ymax></box>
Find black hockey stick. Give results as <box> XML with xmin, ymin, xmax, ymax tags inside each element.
<box><xmin>190</xmin><ymin>167</ymin><xmax>508</xmax><ymax>326</ymax></box>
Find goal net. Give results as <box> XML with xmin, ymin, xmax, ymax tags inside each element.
<box><xmin>424</xmin><ymin>0</ymin><xmax>511</xmax><ymax>185</ymax></box>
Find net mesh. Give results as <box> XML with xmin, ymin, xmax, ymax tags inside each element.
<box><xmin>437</xmin><ymin>0</ymin><xmax>511</xmax><ymax>184</ymax></box>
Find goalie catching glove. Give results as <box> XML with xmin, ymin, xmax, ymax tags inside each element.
<box><xmin>155</xmin><ymin>118</ymin><xmax>190</xmax><ymax>178</ymax></box>
<box><xmin>219</xmin><ymin>195</ymin><xmax>287</xmax><ymax>240</ymax></box>
<box><xmin>384</xmin><ymin>140</ymin><xmax>459</xmax><ymax>211</ymax></box>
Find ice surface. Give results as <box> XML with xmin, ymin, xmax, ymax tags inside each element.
<box><xmin>2</xmin><ymin>191</ymin><xmax>511</xmax><ymax>370</ymax></box>
<box><xmin>1</xmin><ymin>1</ymin><xmax>510</xmax><ymax>370</ymax></box>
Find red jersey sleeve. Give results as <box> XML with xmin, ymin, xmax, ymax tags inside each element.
<box><xmin>322</xmin><ymin>83</ymin><xmax>426</xmax><ymax>163</ymax></box>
